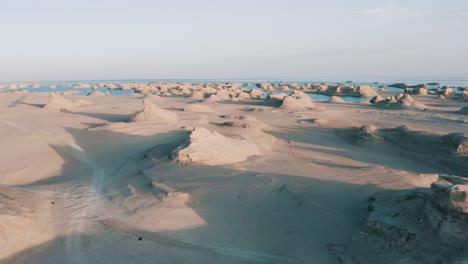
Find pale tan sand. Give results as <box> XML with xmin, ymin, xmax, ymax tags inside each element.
<box><xmin>184</xmin><ymin>104</ymin><xmax>215</xmax><ymax>113</ymax></box>
<box><xmin>0</xmin><ymin>88</ymin><xmax>467</xmax><ymax>264</ymax></box>
<box><xmin>130</xmin><ymin>99</ymin><xmax>178</xmax><ymax>123</ymax></box>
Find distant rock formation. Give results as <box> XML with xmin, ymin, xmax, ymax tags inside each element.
<box><xmin>308</xmin><ymin>84</ymin><xmax>378</xmax><ymax>98</ymax></box>
<box><xmin>405</xmin><ymin>87</ymin><xmax>428</xmax><ymax>95</ymax></box>
<box><xmin>328</xmin><ymin>96</ymin><xmax>346</xmax><ymax>103</ymax></box>
<box><xmin>388</xmin><ymin>83</ymin><xmax>428</xmax><ymax>89</ymax></box>
<box><xmin>263</xmin><ymin>93</ymin><xmax>288</xmax><ymax>107</ymax></box>
<box><xmin>249</xmin><ymin>89</ymin><xmax>264</xmax><ymax>99</ymax></box>
<box><xmin>372</xmin><ymin>93</ymin><xmax>427</xmax><ymax>110</ymax></box>
<box><xmin>280</xmin><ymin>91</ymin><xmax>315</xmax><ymax>110</ymax></box>
<box><xmin>437</xmin><ymin>86</ymin><xmax>456</xmax><ymax>96</ymax></box>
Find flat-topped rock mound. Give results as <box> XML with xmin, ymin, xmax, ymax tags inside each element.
<box><xmin>130</xmin><ymin>99</ymin><xmax>178</xmax><ymax>123</ymax></box>
<box><xmin>172</xmin><ymin>127</ymin><xmax>262</xmax><ymax>165</ymax></box>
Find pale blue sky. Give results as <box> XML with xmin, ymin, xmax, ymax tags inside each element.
<box><xmin>1</xmin><ymin>0</ymin><xmax>467</xmax><ymax>81</ymax></box>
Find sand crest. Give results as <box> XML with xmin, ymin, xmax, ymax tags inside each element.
<box><xmin>130</xmin><ymin>99</ymin><xmax>178</xmax><ymax>123</ymax></box>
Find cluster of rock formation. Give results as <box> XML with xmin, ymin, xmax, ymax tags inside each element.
<box><xmin>263</xmin><ymin>90</ymin><xmax>315</xmax><ymax>110</ymax></box>
<box><xmin>371</xmin><ymin>93</ymin><xmax>427</xmax><ymax>110</ymax></box>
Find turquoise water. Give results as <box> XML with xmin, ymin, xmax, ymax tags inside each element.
<box><xmin>263</xmin><ymin>91</ymin><xmax>369</xmax><ymax>103</ymax></box>
<box><xmin>3</xmin><ymin>84</ymin><xmax>134</xmax><ymax>96</ymax></box>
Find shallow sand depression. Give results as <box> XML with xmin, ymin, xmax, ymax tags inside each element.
<box><xmin>0</xmin><ymin>84</ymin><xmax>467</xmax><ymax>264</ymax></box>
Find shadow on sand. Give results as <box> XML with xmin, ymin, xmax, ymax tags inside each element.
<box><xmin>2</xmin><ymin>122</ymin><xmax>465</xmax><ymax>264</ymax></box>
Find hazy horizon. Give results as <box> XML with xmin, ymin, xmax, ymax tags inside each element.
<box><xmin>2</xmin><ymin>0</ymin><xmax>467</xmax><ymax>82</ymax></box>
<box><xmin>4</xmin><ymin>76</ymin><xmax>468</xmax><ymax>83</ymax></box>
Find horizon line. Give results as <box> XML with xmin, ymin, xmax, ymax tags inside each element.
<box><xmin>2</xmin><ymin>76</ymin><xmax>468</xmax><ymax>84</ymax></box>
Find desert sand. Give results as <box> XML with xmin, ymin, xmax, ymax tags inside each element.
<box><xmin>0</xmin><ymin>82</ymin><xmax>467</xmax><ymax>264</ymax></box>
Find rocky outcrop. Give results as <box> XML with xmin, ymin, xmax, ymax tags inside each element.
<box><xmin>263</xmin><ymin>93</ymin><xmax>288</xmax><ymax>107</ymax></box>
<box><xmin>362</xmin><ymin>175</ymin><xmax>468</xmax><ymax>263</ymax></box>
<box><xmin>431</xmin><ymin>179</ymin><xmax>468</xmax><ymax>214</ymax></box>
<box><xmin>172</xmin><ymin>127</ymin><xmax>262</xmax><ymax>165</ymax></box>
<box><xmin>263</xmin><ymin>91</ymin><xmax>315</xmax><ymax>110</ymax></box>
<box><xmin>280</xmin><ymin>91</ymin><xmax>315</xmax><ymax>110</ymax></box>
<box><xmin>440</xmin><ymin>133</ymin><xmax>468</xmax><ymax>156</ymax></box>
<box><xmin>249</xmin><ymin>89</ymin><xmax>264</xmax><ymax>99</ymax></box>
